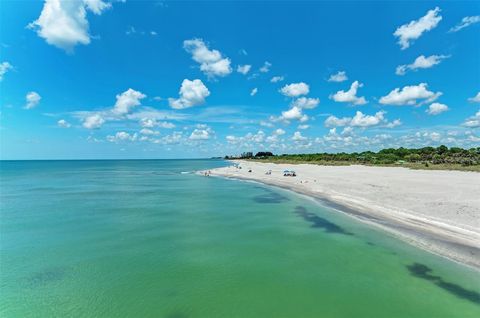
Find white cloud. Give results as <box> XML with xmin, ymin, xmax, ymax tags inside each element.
<box><xmin>291</xmin><ymin>97</ymin><xmax>319</xmax><ymax>109</ymax></box>
<box><xmin>273</xmin><ymin>128</ymin><xmax>285</xmax><ymax>135</ymax></box>
<box><xmin>468</xmin><ymin>92</ymin><xmax>480</xmax><ymax>103</ymax></box>
<box><xmin>259</xmin><ymin>61</ymin><xmax>271</xmax><ymax>73</ymax></box>
<box><xmin>83</xmin><ymin>0</ymin><xmax>111</xmax><ymax>14</ymax></box>
<box><xmin>426</xmin><ymin>102</ymin><xmax>449</xmax><ymax>115</ymax></box>
<box><xmin>107</xmin><ymin>131</ymin><xmax>137</xmax><ymax>142</ymax></box>
<box><xmin>280</xmin><ymin>82</ymin><xmax>309</xmax><ymax>97</ymax></box>
<box><xmin>385</xmin><ymin>119</ymin><xmax>402</xmax><ymax>128</ymax></box>
<box><xmin>169</xmin><ymin>79</ymin><xmax>210</xmax><ymax>109</ymax></box>
<box><xmin>25</xmin><ymin>91</ymin><xmax>41</xmax><ymax>109</ymax></box>
<box><xmin>429</xmin><ymin>132</ymin><xmax>441</xmax><ymax>141</ymax></box>
<box><xmin>396</xmin><ymin>54</ymin><xmax>449</xmax><ymax>75</ymax></box>
<box><xmin>329</xmin><ymin>81</ymin><xmax>367</xmax><ymax>105</ymax></box>
<box><xmin>259</xmin><ymin>120</ymin><xmax>274</xmax><ymax>128</ymax></box>
<box><xmin>297</xmin><ymin>124</ymin><xmax>309</xmax><ymax>130</ymax></box>
<box><xmin>328</xmin><ymin>71</ymin><xmax>348</xmax><ymax>82</ymax></box>
<box><xmin>271</xmin><ymin>76</ymin><xmax>284</xmax><ymax>83</ymax></box>
<box><xmin>0</xmin><ymin>61</ymin><xmax>13</xmax><ymax>81</ymax></box>
<box><xmin>158</xmin><ymin>121</ymin><xmax>175</xmax><ymax>129</ymax></box>
<box><xmin>462</xmin><ymin>110</ymin><xmax>480</xmax><ymax>128</ymax></box>
<box><xmin>82</xmin><ymin>114</ymin><xmax>105</xmax><ymax>129</ymax></box>
<box><xmin>393</xmin><ymin>7</ymin><xmax>442</xmax><ymax>49</ymax></box>
<box><xmin>265</xmin><ymin>135</ymin><xmax>279</xmax><ymax>143</ymax></box>
<box><xmin>139</xmin><ymin>118</ymin><xmax>156</xmax><ymax>128</ymax></box>
<box><xmin>74</xmin><ymin>92</ymin><xmax>182</xmax><ymax>132</ymax></box>
<box><xmin>292</xmin><ymin>131</ymin><xmax>307</xmax><ymax>141</ymax></box>
<box><xmin>324</xmin><ymin>111</ymin><xmax>396</xmax><ymax>128</ymax></box>
<box><xmin>28</xmin><ymin>0</ymin><xmax>111</xmax><ymax>52</ymax></box>
<box><xmin>324</xmin><ymin>115</ymin><xmax>351</xmax><ymax>127</ymax></box>
<box><xmin>350</xmin><ymin>111</ymin><xmax>385</xmax><ymax>127</ymax></box>
<box><xmin>449</xmin><ymin>15</ymin><xmax>480</xmax><ymax>33</ymax></box>
<box><xmin>57</xmin><ymin>119</ymin><xmax>71</xmax><ymax>128</ymax></box>
<box><xmin>379</xmin><ymin>83</ymin><xmax>441</xmax><ymax>106</ymax></box>
<box><xmin>250</xmin><ymin>88</ymin><xmax>258</xmax><ymax>96</ymax></box>
<box><xmin>189</xmin><ymin>129</ymin><xmax>210</xmax><ymax>140</ymax></box>
<box><xmin>153</xmin><ymin>131</ymin><xmax>183</xmax><ymax>145</ymax></box>
<box><xmin>237</xmin><ymin>64</ymin><xmax>251</xmax><ymax>75</ymax></box>
<box><xmin>112</xmin><ymin>88</ymin><xmax>146</xmax><ymax>115</ymax></box>
<box><xmin>341</xmin><ymin>126</ymin><xmax>354</xmax><ymax>137</ymax></box>
<box><xmin>280</xmin><ymin>106</ymin><xmax>308</xmax><ymax>122</ymax></box>
<box><xmin>226</xmin><ymin>130</ymin><xmax>266</xmax><ymax>145</ymax></box>
<box><xmin>140</xmin><ymin>128</ymin><xmax>159</xmax><ymax>135</ymax></box>
<box><xmin>183</xmin><ymin>38</ymin><xmax>232</xmax><ymax>78</ymax></box>
<box><xmin>140</xmin><ymin>118</ymin><xmax>176</xmax><ymax>129</ymax></box>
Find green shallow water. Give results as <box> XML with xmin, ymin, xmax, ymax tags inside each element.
<box><xmin>1</xmin><ymin>160</ymin><xmax>479</xmax><ymax>318</ymax></box>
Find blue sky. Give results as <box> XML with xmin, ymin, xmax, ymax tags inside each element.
<box><xmin>0</xmin><ymin>0</ymin><xmax>479</xmax><ymax>159</ymax></box>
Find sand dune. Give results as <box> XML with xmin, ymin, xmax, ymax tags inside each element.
<box><xmin>206</xmin><ymin>160</ymin><xmax>480</xmax><ymax>269</ymax></box>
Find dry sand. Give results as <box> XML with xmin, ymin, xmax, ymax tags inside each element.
<box><xmin>205</xmin><ymin>160</ymin><xmax>480</xmax><ymax>269</ymax></box>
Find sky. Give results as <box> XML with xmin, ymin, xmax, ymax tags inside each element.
<box><xmin>0</xmin><ymin>0</ymin><xmax>479</xmax><ymax>159</ymax></box>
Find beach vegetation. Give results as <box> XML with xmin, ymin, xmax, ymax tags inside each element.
<box><xmin>234</xmin><ymin>146</ymin><xmax>480</xmax><ymax>171</ymax></box>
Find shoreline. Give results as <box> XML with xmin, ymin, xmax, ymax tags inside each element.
<box><xmin>203</xmin><ymin>160</ymin><xmax>480</xmax><ymax>270</ymax></box>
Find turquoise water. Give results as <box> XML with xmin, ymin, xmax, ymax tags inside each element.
<box><xmin>1</xmin><ymin>160</ymin><xmax>479</xmax><ymax>317</ymax></box>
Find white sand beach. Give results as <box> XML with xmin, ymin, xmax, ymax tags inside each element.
<box><xmin>206</xmin><ymin>161</ymin><xmax>480</xmax><ymax>269</ymax></box>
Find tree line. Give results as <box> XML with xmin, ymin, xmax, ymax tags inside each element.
<box><xmin>226</xmin><ymin>146</ymin><xmax>480</xmax><ymax>166</ymax></box>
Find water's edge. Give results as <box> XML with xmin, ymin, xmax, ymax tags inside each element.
<box><xmin>204</xmin><ymin>172</ymin><xmax>480</xmax><ymax>272</ymax></box>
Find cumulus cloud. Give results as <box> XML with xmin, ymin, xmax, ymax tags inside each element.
<box><xmin>237</xmin><ymin>64</ymin><xmax>251</xmax><ymax>75</ymax></box>
<box><xmin>25</xmin><ymin>91</ymin><xmax>41</xmax><ymax>109</ymax></box>
<box><xmin>78</xmin><ymin>88</ymin><xmax>147</xmax><ymax>129</ymax></box>
<box><xmin>324</xmin><ymin>115</ymin><xmax>351</xmax><ymax>127</ymax></box>
<box><xmin>273</xmin><ymin>128</ymin><xmax>285</xmax><ymax>136</ymax></box>
<box><xmin>169</xmin><ymin>79</ymin><xmax>210</xmax><ymax>109</ymax></box>
<box><xmin>280</xmin><ymin>82</ymin><xmax>309</xmax><ymax>97</ymax></box>
<box><xmin>393</xmin><ymin>7</ymin><xmax>442</xmax><ymax>49</ymax></box>
<box><xmin>112</xmin><ymin>88</ymin><xmax>146</xmax><ymax>115</ymax></box>
<box><xmin>107</xmin><ymin>131</ymin><xmax>137</xmax><ymax>142</ymax></box>
<box><xmin>291</xmin><ymin>97</ymin><xmax>319</xmax><ymax>109</ymax></box>
<box><xmin>83</xmin><ymin>113</ymin><xmax>105</xmax><ymax>129</ymax></box>
<box><xmin>271</xmin><ymin>76</ymin><xmax>284</xmax><ymax>83</ymax></box>
<box><xmin>139</xmin><ymin>128</ymin><xmax>159</xmax><ymax>135</ymax></box>
<box><xmin>57</xmin><ymin>119</ymin><xmax>71</xmax><ymax>128</ymax></box>
<box><xmin>297</xmin><ymin>124</ymin><xmax>309</xmax><ymax>130</ymax></box>
<box><xmin>292</xmin><ymin>131</ymin><xmax>307</xmax><ymax>141</ymax></box>
<box><xmin>259</xmin><ymin>61</ymin><xmax>271</xmax><ymax>73</ymax></box>
<box><xmin>28</xmin><ymin>0</ymin><xmax>112</xmax><ymax>52</ymax></box>
<box><xmin>379</xmin><ymin>83</ymin><xmax>441</xmax><ymax>106</ymax></box>
<box><xmin>250</xmin><ymin>88</ymin><xmax>258</xmax><ymax>96</ymax></box>
<box><xmin>462</xmin><ymin>110</ymin><xmax>480</xmax><ymax>128</ymax></box>
<box><xmin>259</xmin><ymin>120</ymin><xmax>274</xmax><ymax>128</ymax></box>
<box><xmin>396</xmin><ymin>54</ymin><xmax>449</xmax><ymax>75</ymax></box>
<box><xmin>449</xmin><ymin>15</ymin><xmax>480</xmax><ymax>33</ymax></box>
<box><xmin>329</xmin><ymin>81</ymin><xmax>367</xmax><ymax>105</ymax></box>
<box><xmin>426</xmin><ymin>102</ymin><xmax>449</xmax><ymax>115</ymax></box>
<box><xmin>189</xmin><ymin>125</ymin><xmax>214</xmax><ymax>140</ymax></box>
<box><xmin>183</xmin><ymin>38</ymin><xmax>232</xmax><ymax>78</ymax></box>
<box><xmin>0</xmin><ymin>61</ymin><xmax>13</xmax><ymax>81</ymax></box>
<box><xmin>226</xmin><ymin>130</ymin><xmax>266</xmax><ymax>145</ymax></box>
<box><xmin>385</xmin><ymin>119</ymin><xmax>402</xmax><ymax>128</ymax></box>
<box><xmin>350</xmin><ymin>111</ymin><xmax>385</xmax><ymax>127</ymax></box>
<box><xmin>468</xmin><ymin>92</ymin><xmax>480</xmax><ymax>103</ymax></box>
<box><xmin>328</xmin><ymin>71</ymin><xmax>348</xmax><ymax>82</ymax></box>
<box><xmin>324</xmin><ymin>111</ymin><xmax>397</xmax><ymax>128</ymax></box>
<box><xmin>139</xmin><ymin>118</ymin><xmax>175</xmax><ymax>129</ymax></box>
<box><xmin>281</xmin><ymin>106</ymin><xmax>308</xmax><ymax>122</ymax></box>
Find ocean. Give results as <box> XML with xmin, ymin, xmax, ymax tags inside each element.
<box><xmin>1</xmin><ymin>159</ymin><xmax>479</xmax><ymax>317</ymax></box>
